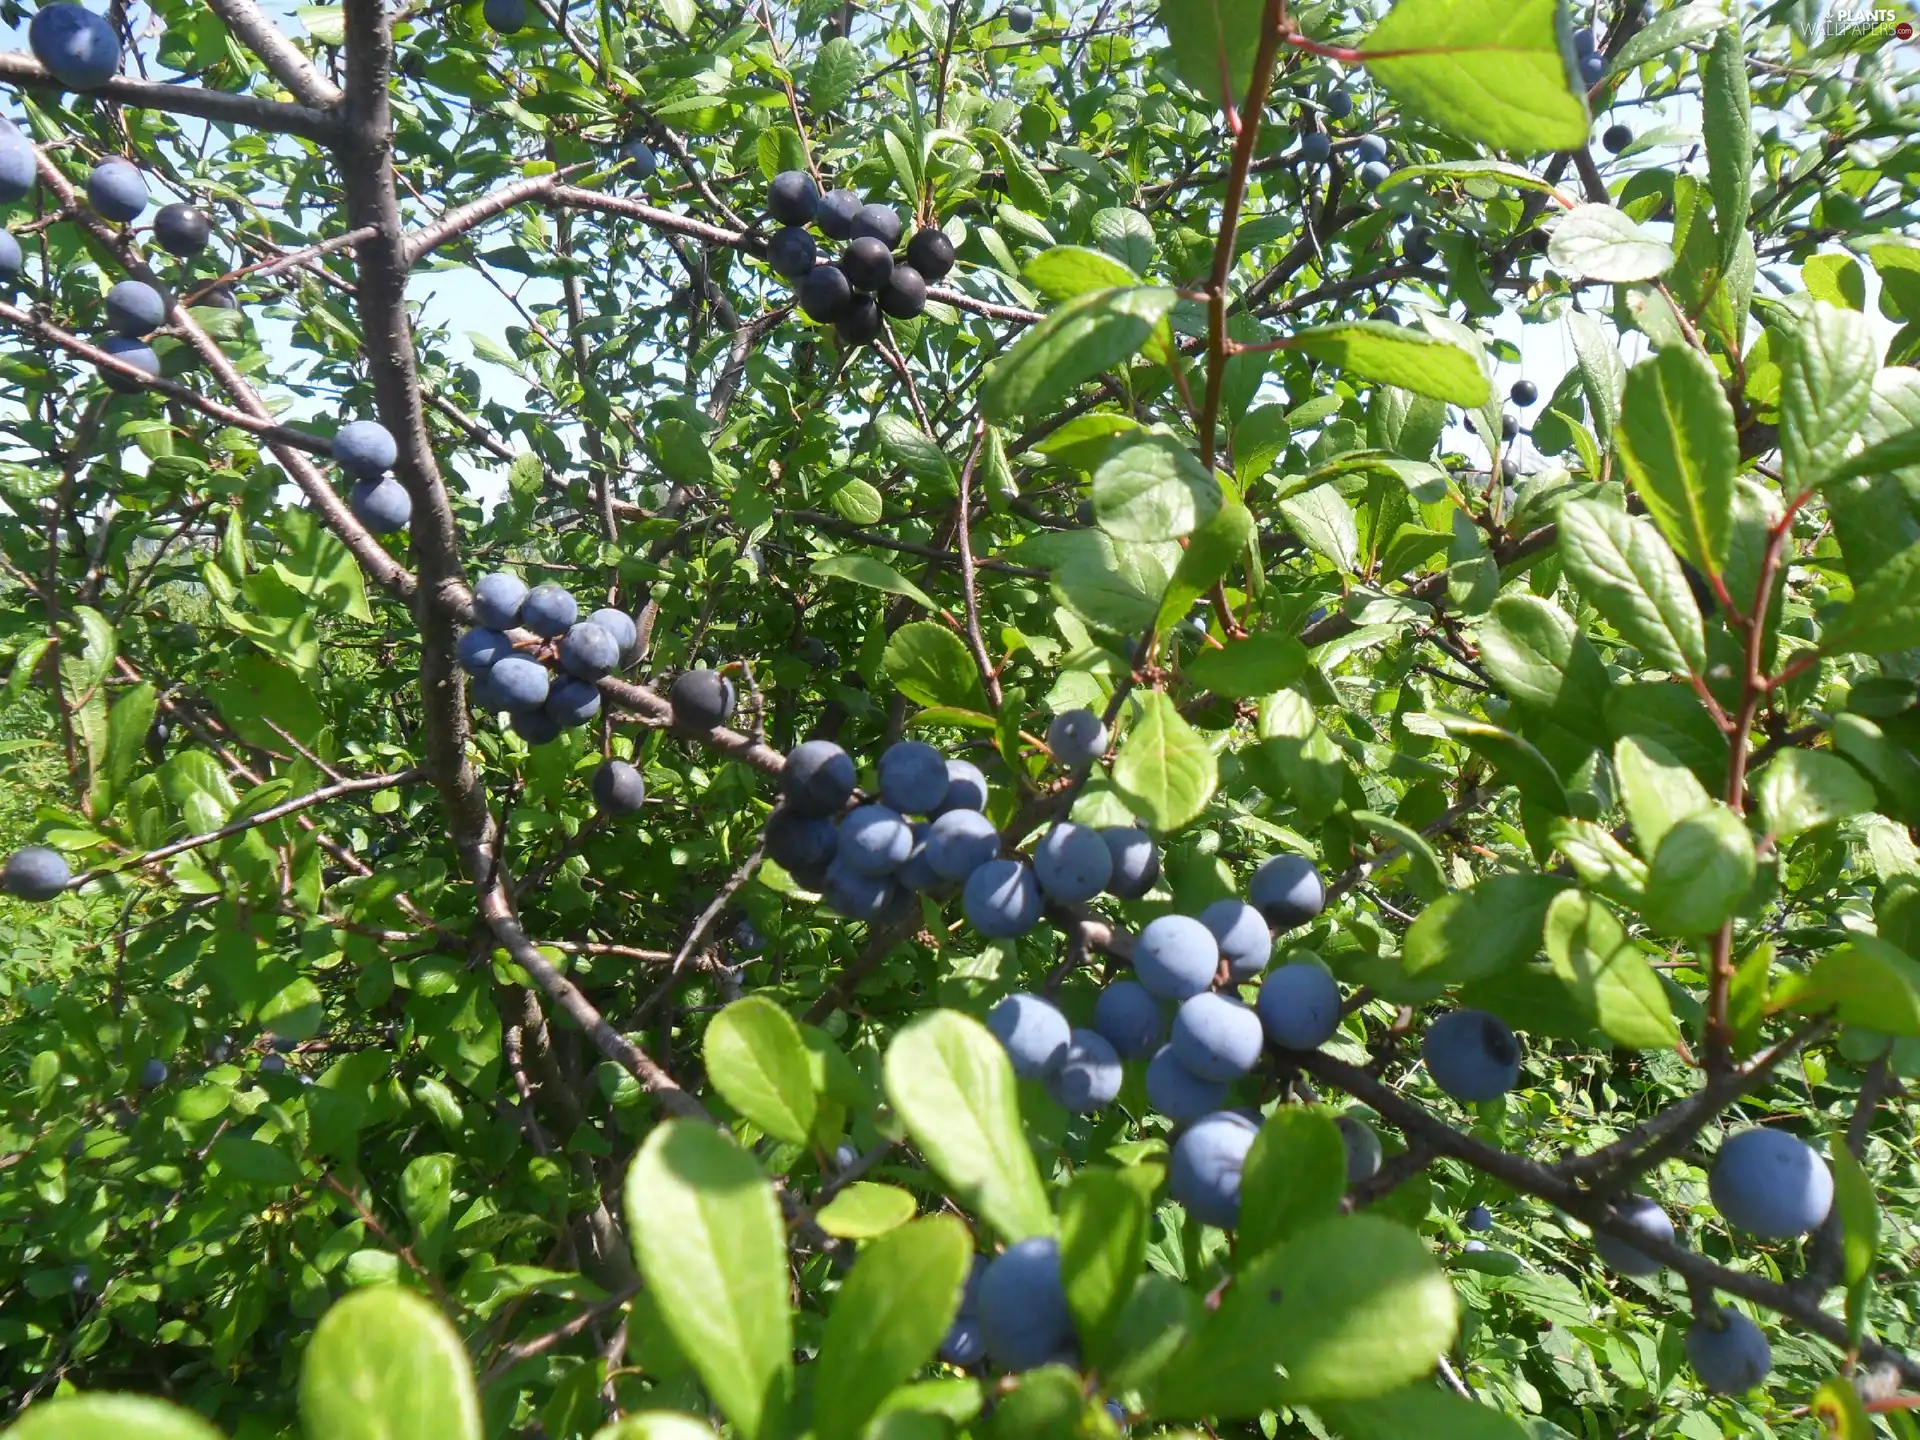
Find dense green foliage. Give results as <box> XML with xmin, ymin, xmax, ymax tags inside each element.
<box><xmin>3</xmin><ymin>1</ymin><xmax>1920</xmax><ymax>1438</ymax></box>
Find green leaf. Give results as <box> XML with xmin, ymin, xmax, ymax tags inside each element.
<box><xmin>811</xmin><ymin>555</ymin><xmax>939</xmax><ymax>613</ymax></box>
<box><xmin>1781</xmin><ymin>302</ymin><xmax>1877</xmax><ymax>494</ymax></box>
<box><xmin>1702</xmin><ymin>22</ymin><xmax>1752</xmax><ymax>279</ymax></box>
<box><xmin>1779</xmin><ymin>936</ymin><xmax>1920</xmax><ymax>1037</ymax></box>
<box><xmin>1544</xmin><ymin>890</ymin><xmax>1679</xmax><ymax>1049</ymax></box>
<box><xmin>1278</xmin><ymin>485</ymin><xmax>1360</xmax><ymax>574</ymax></box>
<box><xmin>1255</xmin><ymin>689</ymin><xmax>1347</xmax><ymax>826</ymax></box>
<box><xmin>1093</xmin><ymin>433</ymin><xmax>1222</xmax><ymax>544</ymax></box>
<box><xmin>593</xmin><ymin>1418</ymin><xmax>714</xmax><ymax>1440</ymax></box>
<box><xmin>1614</xmin><ymin>734</ymin><xmax>1713</xmax><ymax>858</ymax></box>
<box><xmin>1640</xmin><ymin>803</ymin><xmax>1755</xmax><ymax>937</ymax></box>
<box><xmin>1024</xmin><ymin>245</ymin><xmax>1138</xmax><ymax>301</ymax></box>
<box><xmin>809</xmin><ymin>36</ymin><xmax>864</xmax><ymax>112</ymax></box>
<box><xmin>974</xmin><ymin>129</ymin><xmax>1051</xmax><ymax>216</ymax></box>
<box><xmin>102</xmin><ymin>680</ymin><xmax>158</xmax><ymax>812</ymax></box>
<box><xmin>1059</xmin><ymin>1168</ymin><xmax>1149</xmax><ymax>1366</ymax></box>
<box><xmin>1613</xmin><ymin>3</ymin><xmax>1728</xmax><ymax>68</ymax></box>
<box><xmin>1556</xmin><ymin>498</ymin><xmax>1707</xmax><ymax>676</ymax></box>
<box><xmin>1402</xmin><ymin>873</ymin><xmax>1566</xmax><ymax>985</ymax></box>
<box><xmin>980</xmin><ymin>288</ymin><xmax>1176</xmax><ymax>423</ymax></box>
<box><xmin>1161</xmin><ymin>0</ymin><xmax>1264</xmax><ymax>110</ymax></box>
<box><xmin>704</xmin><ymin>996</ymin><xmax>818</xmax><ymax>1146</ymax></box>
<box><xmin>1183</xmin><ymin>631</ymin><xmax>1307</xmax><ymax>698</ymax></box>
<box><xmin>1754</xmin><ymin>749</ymin><xmax>1878</xmax><ymax>843</ymax></box>
<box><xmin>814</xmin><ymin>1215</ymin><xmax>971</xmax><ymax>1440</ymax></box>
<box><xmin>829</xmin><ymin>477</ymin><xmax>885</xmax><ymax>526</ymax></box>
<box><xmin>1091</xmin><ymin>208</ymin><xmax>1156</xmax><ymax>275</ymax></box>
<box><xmin>884</xmin><ymin>622</ymin><xmax>990</xmax><ymax>712</ymax></box>
<box><xmin>1350</xmin><ymin>810</ymin><xmax>1447</xmax><ymax>901</ymax></box>
<box><xmin>1567</xmin><ymin>309</ymin><xmax>1623</xmax><ymax>446</ymax></box>
<box><xmin>875</xmin><ymin>413</ymin><xmax>955</xmax><ymax>490</ymax></box>
<box><xmin>1359</xmin><ymin>0</ymin><xmax>1588</xmax><ymax>155</ymax></box>
<box><xmin>1148</xmin><ymin>1215</ymin><xmax>1456</xmax><ymax>1415</ymax></box>
<box><xmin>1286</xmin><ymin>322</ymin><xmax>1490</xmax><ymax>406</ymax></box>
<box><xmin>1549</xmin><ymin>817</ymin><xmax>1649</xmax><ymax>909</ymax></box>
<box><xmin>7</xmin><ymin>1396</ymin><xmax>227</xmax><ymax>1440</ymax></box>
<box><xmin>1831</xmin><ymin>1140</ymin><xmax>1879</xmax><ymax>1345</ymax></box>
<box><xmin>1615</xmin><ymin>347</ymin><xmax>1738</xmax><ymax>578</ymax></box>
<box><xmin>1158</xmin><ymin>500</ymin><xmax>1252</xmax><ymax>628</ymax></box>
<box><xmin>624</xmin><ymin>1122</ymin><xmax>792</xmax><ymax>1440</ymax></box>
<box><xmin>815</xmin><ymin>1182</ymin><xmax>919</xmax><ymax>1240</ymax></box>
<box><xmin>1475</xmin><ymin>594</ymin><xmax>1612</xmax><ymax>747</ymax></box>
<box><xmin>881</xmin><ymin>1011</ymin><xmax>1054</xmax><ymax>1244</ymax></box>
<box><xmin>988</xmin><ymin>1366</ymin><xmax>1095</xmax><ymax>1440</ymax></box>
<box><xmin>1235</xmin><ymin>1107</ymin><xmax>1346</xmax><ymax>1259</ymax></box>
<box><xmin>1044</xmin><ymin>530</ymin><xmax>1180</xmax><ymax>635</ymax></box>
<box><xmin>1820</xmin><ymin>541</ymin><xmax>1920</xmax><ymax>657</ymax></box>
<box><xmin>1431</xmin><ymin>711</ymin><xmax>1570</xmax><ymax>816</ymax></box>
<box><xmin>299</xmin><ymin>1287</ymin><xmax>481</xmax><ymax>1440</ymax></box>
<box><xmin>211</xmin><ymin>1134</ymin><xmax>304</xmax><ymax>1188</ymax></box>
<box><xmin>1812</xmin><ymin>1376</ymin><xmax>1875</xmax><ymax>1440</ymax></box>
<box><xmin>1321</xmin><ymin>1384</ymin><xmax>1531</xmax><ymax>1440</ymax></box>
<box><xmin>1112</xmin><ymin>691</ymin><xmax>1218</xmax><ymax>832</ymax></box>
<box><xmin>1548</xmin><ymin>204</ymin><xmax>1675</xmax><ymax>282</ymax></box>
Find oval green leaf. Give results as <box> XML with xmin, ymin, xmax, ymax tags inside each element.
<box><xmin>704</xmin><ymin>996</ymin><xmax>818</xmax><ymax>1146</ymax></box>
<box><xmin>881</xmin><ymin>1010</ymin><xmax>1053</xmax><ymax>1244</ymax></box>
<box><xmin>298</xmin><ymin>1286</ymin><xmax>481</xmax><ymax>1440</ymax></box>
<box><xmin>623</xmin><ymin>1121</ymin><xmax>792</xmax><ymax>1440</ymax></box>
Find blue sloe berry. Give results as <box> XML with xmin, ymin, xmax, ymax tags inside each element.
<box><xmin>544</xmin><ymin>677</ymin><xmax>600</xmax><ymax>728</ymax></box>
<box><xmin>768</xmin><ymin>170</ymin><xmax>818</xmax><ymax>226</ymax></box>
<box><xmin>1248</xmin><ymin>853</ymin><xmax>1325</xmax><ymax>931</ymax></box>
<box><xmin>783</xmin><ymin>739</ymin><xmax>856</xmax><ymax>818</ymax></box>
<box><xmin>1422</xmin><ymin>1009</ymin><xmax>1522</xmax><ymax>1102</ymax></box>
<box><xmin>939</xmin><ymin>758</ymin><xmax>989</xmax><ymax>813</ymax></box>
<box><xmin>98</xmin><ymin>335</ymin><xmax>158</xmax><ymax>391</ymax></box>
<box><xmin>671</xmin><ymin>669</ymin><xmax>736</xmax><ymax>730</ymax></box>
<box><xmin>962</xmin><ymin>858</ymin><xmax>1041</xmax><ymax>938</ymax></box>
<box><xmin>3</xmin><ymin>845</ymin><xmax>70</xmax><ymax>900</ymax></box>
<box><xmin>822</xmin><ymin>858</ymin><xmax>897</xmax><ymax>919</ymax></box>
<box><xmin>520</xmin><ymin>582</ymin><xmax>578</xmax><ymax>638</ymax></box>
<box><xmin>1092</xmin><ymin>980</ymin><xmax>1163</xmax><ymax>1059</ymax></box>
<box><xmin>879</xmin><ymin>740</ymin><xmax>950</xmax><ymax>815</ymax></box>
<box><xmin>348</xmin><ymin>477</ymin><xmax>410</xmax><ymax>535</ymax></box>
<box><xmin>1145</xmin><ymin>1045</ymin><xmax>1228</xmax><ymax>1123</ymax></box>
<box><xmin>591</xmin><ymin>760</ymin><xmax>646</xmax><ymax>815</ymax></box>
<box><xmin>1101</xmin><ymin>826</ymin><xmax>1159</xmax><ymax>898</ymax></box>
<box><xmin>488</xmin><ymin>654</ymin><xmax>550</xmax><ymax>713</ymax></box>
<box><xmin>1199</xmin><ymin>898</ymin><xmax>1271</xmax><ymax>981</ymax></box>
<box><xmin>105</xmin><ymin>280</ymin><xmax>165</xmax><ymax>337</ymax></box>
<box><xmin>1044</xmin><ymin>1028</ymin><xmax>1122</xmax><ymax>1113</ymax></box>
<box><xmin>456</xmin><ymin>628</ymin><xmax>513</xmax><ymax>674</ymax></box>
<box><xmin>1685</xmin><ymin>1307</ymin><xmax>1770</xmax><ymax>1394</ymax></box>
<box><xmin>1131</xmin><ymin>914</ymin><xmax>1219</xmax><ymax>1000</ymax></box>
<box><xmin>31</xmin><ymin>4</ymin><xmax>120</xmax><ymax>89</ymax></box>
<box><xmin>1170</xmin><ymin>992</ymin><xmax>1263</xmax><ymax>1081</ymax></box>
<box><xmin>585</xmin><ymin>607</ymin><xmax>637</xmax><ymax>655</ymax></box>
<box><xmin>1337</xmin><ymin>1114</ymin><xmax>1382</xmax><ymax>1182</ymax></box>
<box><xmin>1170</xmin><ymin>1111</ymin><xmax>1258</xmax><ymax>1229</ymax></box>
<box><xmin>333</xmin><ymin>419</ymin><xmax>398</xmax><ymax>477</ymax></box>
<box><xmin>558</xmin><ymin>621</ymin><xmax>620</xmax><ymax>680</ymax></box>
<box><xmin>838</xmin><ymin>805</ymin><xmax>913</xmax><ymax>876</ymax></box>
<box><xmin>1592</xmin><ymin>1193</ymin><xmax>1674</xmax><ymax>1275</ymax></box>
<box><xmin>1033</xmin><ymin>822</ymin><xmax>1112</xmax><ymax>904</ymax></box>
<box><xmin>473</xmin><ymin>572</ymin><xmax>528</xmax><ymax>629</ymax></box>
<box><xmin>1256</xmin><ymin>962</ymin><xmax>1342</xmax><ymax>1050</ymax></box>
<box><xmin>1046</xmin><ymin>708</ymin><xmax>1107</xmax><ymax>767</ymax></box>
<box><xmin>977</xmin><ymin>1236</ymin><xmax>1074</xmax><ymax>1373</ymax></box>
<box><xmin>927</xmin><ymin>808</ymin><xmax>999</xmax><ymax>881</ymax></box>
<box><xmin>986</xmin><ymin>993</ymin><xmax>1068</xmax><ymax>1078</ymax></box>
<box><xmin>1709</xmin><ymin>1129</ymin><xmax>1833</xmax><ymax>1239</ymax></box>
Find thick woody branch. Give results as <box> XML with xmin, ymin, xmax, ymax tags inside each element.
<box><xmin>404</xmin><ymin>173</ymin><xmax>564</xmax><ymax>266</ymax></box>
<box><xmin>202</xmin><ymin>0</ymin><xmax>344</xmax><ymax>109</ymax></box>
<box><xmin>0</xmin><ymin>52</ymin><xmax>340</xmax><ymax>138</ymax></box>
<box><xmin>599</xmin><ymin>674</ymin><xmax>788</xmax><ymax>775</ymax></box>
